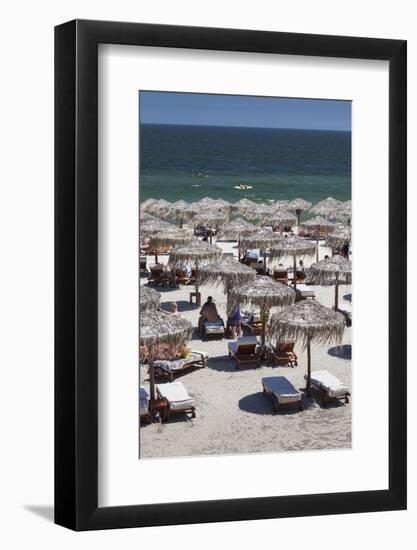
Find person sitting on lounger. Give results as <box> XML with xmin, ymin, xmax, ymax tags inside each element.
<box><xmin>198</xmin><ymin>296</ymin><xmax>223</xmax><ymax>335</ymax></box>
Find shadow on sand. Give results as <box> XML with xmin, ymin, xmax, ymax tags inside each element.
<box><xmin>327</xmin><ymin>344</ymin><xmax>351</xmax><ymax>360</ymax></box>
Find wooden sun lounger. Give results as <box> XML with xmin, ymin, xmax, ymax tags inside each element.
<box><xmin>148</xmin><ymin>266</ymin><xmax>172</xmax><ymax>286</ymax></box>
<box><xmin>242</xmin><ymin>314</ymin><xmax>262</xmax><ymax>336</ymax></box>
<box><xmin>156</xmin><ymin>382</ymin><xmax>196</xmax><ymax>420</ymax></box>
<box><xmin>152</xmin><ymin>351</ymin><xmax>209</xmax><ymax>381</ymax></box>
<box><xmin>273</xmin><ymin>270</ymin><xmax>289</xmax><ymax>285</ymax></box>
<box><xmin>202</xmin><ymin>319</ymin><xmax>225</xmax><ymax>340</ymax></box>
<box><xmin>262</xmin><ymin>376</ymin><xmax>303</xmax><ymax>412</ymax></box>
<box><xmin>307</xmin><ymin>370</ymin><xmax>350</xmax><ymax>407</ymax></box>
<box><xmin>295</xmin><ymin>284</ymin><xmax>316</xmax><ymax>301</ymax></box>
<box><xmin>228</xmin><ymin>336</ymin><xmax>260</xmax><ymax>369</ymax></box>
<box><xmin>268</xmin><ymin>342</ymin><xmax>298</xmax><ymax>367</ymax></box>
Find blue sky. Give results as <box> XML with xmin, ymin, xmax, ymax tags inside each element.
<box><xmin>140</xmin><ymin>91</ymin><xmax>351</xmax><ymax>131</ymax></box>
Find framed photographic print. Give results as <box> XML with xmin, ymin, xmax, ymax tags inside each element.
<box><xmin>55</xmin><ymin>20</ymin><xmax>407</xmax><ymax>531</ymax></box>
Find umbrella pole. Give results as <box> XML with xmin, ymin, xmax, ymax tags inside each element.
<box><xmin>263</xmin><ymin>250</ymin><xmax>267</xmax><ymax>273</ymax></box>
<box><xmin>261</xmin><ymin>306</ymin><xmax>266</xmax><ymax>348</ymax></box>
<box><xmin>296</xmin><ymin>208</ymin><xmax>301</xmax><ymax>227</ymax></box>
<box><xmin>154</xmin><ymin>251</ymin><xmax>158</xmax><ymax>264</ymax></box>
<box><xmin>148</xmin><ymin>358</ymin><xmax>156</xmax><ymax>420</ymax></box>
<box><xmin>316</xmin><ymin>235</ymin><xmax>319</xmax><ymax>262</ymax></box>
<box><xmin>335</xmin><ymin>272</ymin><xmax>339</xmax><ymax>310</ymax></box>
<box><xmin>293</xmin><ymin>256</ymin><xmax>297</xmax><ymax>290</ymax></box>
<box><xmin>195</xmin><ymin>260</ymin><xmax>199</xmax><ymax>301</ymax></box>
<box><xmin>180</xmin><ymin>217</ymin><xmax>183</xmax><ymax>229</ymax></box>
<box><xmin>306</xmin><ymin>342</ymin><xmax>312</xmax><ymax>397</ymax></box>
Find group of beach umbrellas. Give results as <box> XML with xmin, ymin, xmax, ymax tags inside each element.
<box><xmin>140</xmin><ymin>195</ymin><xmax>352</xmax><ymax>414</ymax></box>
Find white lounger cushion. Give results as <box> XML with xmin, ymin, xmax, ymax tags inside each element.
<box><xmin>296</xmin><ymin>284</ymin><xmax>314</xmax><ymax>294</ymax></box>
<box><xmin>154</xmin><ymin>350</ymin><xmax>208</xmax><ymax>373</ymax></box>
<box><xmin>156</xmin><ymin>382</ymin><xmax>195</xmax><ymax>411</ymax></box>
<box><xmin>228</xmin><ymin>335</ymin><xmax>258</xmax><ymax>354</ymax></box>
<box><xmin>139</xmin><ymin>386</ymin><xmax>149</xmax><ymax>415</ymax></box>
<box><xmin>308</xmin><ymin>370</ymin><xmax>349</xmax><ymax>398</ymax></box>
<box><xmin>262</xmin><ymin>376</ymin><xmax>301</xmax><ymax>404</ymax></box>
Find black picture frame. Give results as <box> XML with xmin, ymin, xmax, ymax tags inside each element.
<box><xmin>55</xmin><ymin>19</ymin><xmax>407</xmax><ymax>531</ymax></box>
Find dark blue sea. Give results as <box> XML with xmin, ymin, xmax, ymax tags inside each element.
<box><xmin>139</xmin><ymin>124</ymin><xmax>351</xmax><ymax>209</ymax></box>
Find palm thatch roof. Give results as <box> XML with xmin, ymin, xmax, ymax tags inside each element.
<box><xmin>192</xmin><ymin>211</ymin><xmax>229</xmax><ymax>227</ymax></box>
<box><xmin>310</xmin><ymin>197</ymin><xmax>342</xmax><ymax>216</ymax></box>
<box><xmin>244</xmin><ymin>203</ymin><xmax>274</xmax><ymax>220</ymax></box>
<box><xmin>307</xmin><ymin>255</ymin><xmax>352</xmax><ymax>284</ymax></box>
<box><xmin>230</xmin><ymin>198</ymin><xmax>257</xmax><ymax>213</ymax></box>
<box><xmin>139</xmin><ymin>286</ymin><xmax>160</xmax><ymax>312</ymax></box>
<box><xmin>140</xmin><ymin>216</ymin><xmax>174</xmax><ymax>237</ymax></box>
<box><xmin>287</xmin><ymin>197</ymin><xmax>312</xmax><ymax>211</ymax></box>
<box><xmin>140</xmin><ymin>198</ymin><xmax>157</xmax><ymax>214</ymax></box>
<box><xmin>260</xmin><ymin>210</ymin><xmax>298</xmax><ymax>227</ymax></box>
<box><xmin>326</xmin><ymin>226</ymin><xmax>352</xmax><ymax>248</ymax></box>
<box><xmin>147</xmin><ymin>227</ymin><xmax>194</xmax><ymax>248</ymax></box>
<box><xmin>168</xmin><ymin>240</ymin><xmax>222</xmax><ymax>266</ymax></box>
<box><xmin>217</xmin><ymin>218</ymin><xmax>257</xmax><ymax>240</ymax></box>
<box><xmin>147</xmin><ymin>198</ymin><xmax>172</xmax><ymax>217</ymax></box>
<box><xmin>269</xmin><ymin>300</ymin><xmax>346</xmax><ymax>348</ymax></box>
<box><xmin>197</xmin><ymin>257</ymin><xmax>256</xmax><ymax>290</ymax></box>
<box><xmin>301</xmin><ymin>215</ymin><xmax>335</xmax><ymax>234</ymax></box>
<box><xmin>228</xmin><ymin>276</ymin><xmax>295</xmax><ymax>314</ymax></box>
<box><xmin>140</xmin><ymin>311</ymin><xmax>193</xmax><ymax>350</ymax></box>
<box><xmin>269</xmin><ymin>236</ymin><xmax>316</xmax><ymax>260</ymax></box>
<box><xmin>239</xmin><ymin>229</ymin><xmax>284</xmax><ymax>250</ymax></box>
<box><xmin>169</xmin><ymin>200</ymin><xmax>198</xmax><ymax>220</ymax></box>
<box><xmin>331</xmin><ymin>201</ymin><xmax>352</xmax><ymax>222</ymax></box>
<box><xmin>272</xmin><ymin>200</ymin><xmax>291</xmax><ymax>209</ymax></box>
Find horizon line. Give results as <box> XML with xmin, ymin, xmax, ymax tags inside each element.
<box><xmin>140</xmin><ymin>122</ymin><xmax>351</xmax><ymax>132</ymax></box>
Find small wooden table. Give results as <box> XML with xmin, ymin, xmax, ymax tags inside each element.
<box><xmin>189</xmin><ymin>291</ymin><xmax>201</xmax><ymax>306</ymax></box>
<box><xmin>149</xmin><ymin>398</ymin><xmax>168</xmax><ymax>422</ymax></box>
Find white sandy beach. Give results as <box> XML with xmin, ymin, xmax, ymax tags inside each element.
<box><xmin>140</xmin><ymin>236</ymin><xmax>351</xmax><ymax>459</ymax></box>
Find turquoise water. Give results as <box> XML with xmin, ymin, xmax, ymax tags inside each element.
<box><xmin>139</xmin><ymin>124</ymin><xmax>351</xmax><ymax>206</ymax></box>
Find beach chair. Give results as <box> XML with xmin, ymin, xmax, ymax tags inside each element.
<box><xmin>262</xmin><ymin>376</ymin><xmax>303</xmax><ymax>412</ymax></box>
<box><xmin>242</xmin><ymin>313</ymin><xmax>262</xmax><ymax>336</ymax></box>
<box><xmin>152</xmin><ymin>350</ymin><xmax>209</xmax><ymax>381</ymax></box>
<box><xmin>140</xmin><ymin>255</ymin><xmax>148</xmax><ymax>273</ymax></box>
<box><xmin>202</xmin><ymin>319</ymin><xmax>225</xmax><ymax>340</ymax></box>
<box><xmin>156</xmin><ymin>382</ymin><xmax>196</xmax><ymax>420</ymax></box>
<box><xmin>307</xmin><ymin>370</ymin><xmax>350</xmax><ymax>406</ymax></box>
<box><xmin>139</xmin><ymin>386</ymin><xmax>151</xmax><ymax>424</ymax></box>
<box><xmin>173</xmin><ymin>267</ymin><xmax>191</xmax><ymax>285</ymax></box>
<box><xmin>273</xmin><ymin>269</ymin><xmax>289</xmax><ymax>285</ymax></box>
<box><xmin>268</xmin><ymin>342</ymin><xmax>298</xmax><ymax>367</ymax></box>
<box><xmin>295</xmin><ymin>284</ymin><xmax>315</xmax><ymax>301</ymax></box>
<box><xmin>228</xmin><ymin>335</ymin><xmax>260</xmax><ymax>369</ymax></box>
<box><xmin>148</xmin><ymin>265</ymin><xmax>171</xmax><ymax>286</ymax></box>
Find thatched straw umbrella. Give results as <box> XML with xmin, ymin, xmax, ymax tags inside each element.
<box><xmin>140</xmin><ymin>312</ymin><xmax>193</xmax><ymax>404</ymax></box>
<box><xmin>269</xmin><ymin>236</ymin><xmax>316</xmax><ymax>290</ymax></box>
<box><xmin>301</xmin><ymin>215</ymin><xmax>335</xmax><ymax>261</ymax></box>
<box><xmin>269</xmin><ymin>300</ymin><xmax>345</xmax><ymax>395</ymax></box>
<box><xmin>139</xmin><ymin>286</ymin><xmax>160</xmax><ymax>312</ymax></box>
<box><xmin>169</xmin><ymin>200</ymin><xmax>198</xmax><ymax>228</ymax></box>
<box><xmin>197</xmin><ymin>256</ymin><xmax>256</xmax><ymax>293</ymax></box>
<box><xmin>244</xmin><ymin>203</ymin><xmax>274</xmax><ymax>221</ymax></box>
<box><xmin>147</xmin><ymin>198</ymin><xmax>172</xmax><ymax>217</ymax></box>
<box><xmin>192</xmin><ymin>211</ymin><xmax>229</xmax><ymax>243</ymax></box>
<box><xmin>217</xmin><ymin>218</ymin><xmax>257</xmax><ymax>241</ymax></box>
<box><xmin>140</xmin><ymin>218</ymin><xmax>177</xmax><ymax>262</ymax></box>
<box><xmin>287</xmin><ymin>197</ymin><xmax>313</xmax><ymax>226</ymax></box>
<box><xmin>231</xmin><ymin>198</ymin><xmax>256</xmax><ymax>214</ymax></box>
<box><xmin>326</xmin><ymin>226</ymin><xmax>351</xmax><ymax>254</ymax></box>
<box><xmin>307</xmin><ymin>255</ymin><xmax>352</xmax><ymax>310</ymax></box>
<box><xmin>140</xmin><ymin>198</ymin><xmax>157</xmax><ymax>214</ymax></box>
<box><xmin>332</xmin><ymin>200</ymin><xmax>352</xmax><ymax>225</ymax></box>
<box><xmin>148</xmin><ymin>227</ymin><xmax>194</xmax><ymax>266</ymax></box>
<box><xmin>228</xmin><ymin>276</ymin><xmax>295</xmax><ymax>347</ymax></box>
<box><xmin>260</xmin><ymin>210</ymin><xmax>297</xmax><ymax>230</ymax></box>
<box><xmin>239</xmin><ymin>229</ymin><xmax>284</xmax><ymax>267</ymax></box>
<box><xmin>310</xmin><ymin>197</ymin><xmax>342</xmax><ymax>217</ymax></box>
<box><xmin>168</xmin><ymin>240</ymin><xmax>222</xmax><ymax>297</ymax></box>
